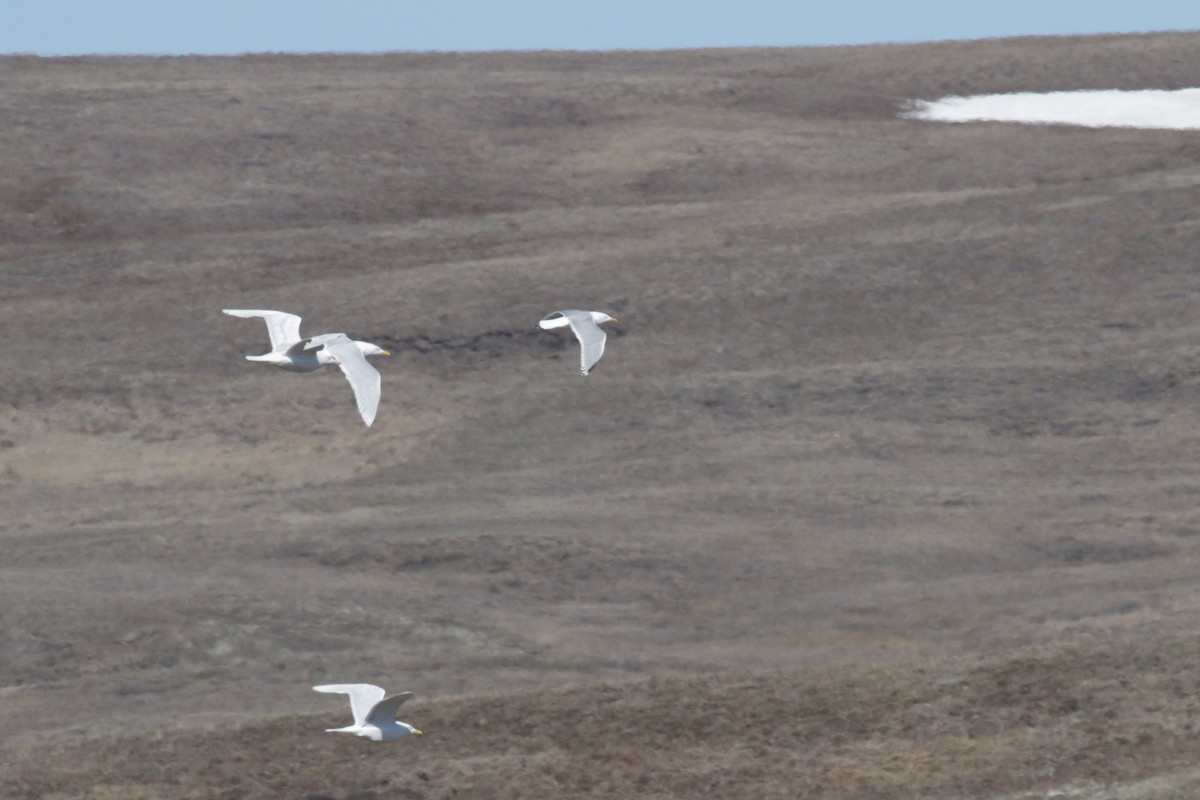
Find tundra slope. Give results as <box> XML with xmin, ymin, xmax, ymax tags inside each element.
<box><xmin>4</xmin><ymin>30</ymin><xmax>1200</xmax><ymax>798</ymax></box>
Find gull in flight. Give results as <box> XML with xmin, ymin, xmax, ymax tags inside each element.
<box><xmin>223</xmin><ymin>309</ymin><xmax>390</xmax><ymax>426</ymax></box>
<box><xmin>538</xmin><ymin>310</ymin><xmax>617</xmax><ymax>375</ymax></box>
<box><xmin>313</xmin><ymin>683</ymin><xmax>423</xmax><ymax>742</ymax></box>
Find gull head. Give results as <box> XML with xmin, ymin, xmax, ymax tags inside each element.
<box><xmin>358</xmin><ymin>343</ymin><xmax>390</xmax><ymax>358</ymax></box>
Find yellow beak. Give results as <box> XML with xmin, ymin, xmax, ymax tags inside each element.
<box><xmin>413</xmin><ymin>729</ymin><xmax>423</xmax><ymax>736</ymax></box>
<box><xmin>381</xmin><ymin>350</ymin><xmax>391</xmax><ymax>356</ymax></box>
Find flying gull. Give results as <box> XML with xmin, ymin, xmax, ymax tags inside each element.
<box><xmin>223</xmin><ymin>309</ymin><xmax>389</xmax><ymax>426</ymax></box>
<box><xmin>538</xmin><ymin>309</ymin><xmax>617</xmax><ymax>375</ymax></box>
<box><xmin>313</xmin><ymin>683</ymin><xmax>422</xmax><ymax>742</ymax></box>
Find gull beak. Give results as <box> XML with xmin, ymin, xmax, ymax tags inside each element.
<box><xmin>610</xmin><ymin>317</ymin><xmax>618</xmax><ymax>323</ymax></box>
<box><xmin>413</xmin><ymin>729</ymin><xmax>423</xmax><ymax>736</ymax></box>
<box><xmin>381</xmin><ymin>350</ymin><xmax>391</xmax><ymax>357</ymax></box>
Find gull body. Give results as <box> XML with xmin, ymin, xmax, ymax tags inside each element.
<box><xmin>223</xmin><ymin>309</ymin><xmax>389</xmax><ymax>426</ymax></box>
<box><xmin>539</xmin><ymin>309</ymin><xmax>617</xmax><ymax>375</ymax></box>
<box><xmin>313</xmin><ymin>684</ymin><xmax>422</xmax><ymax>742</ymax></box>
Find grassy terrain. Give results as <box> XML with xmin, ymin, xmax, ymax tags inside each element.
<box><xmin>6</xmin><ymin>638</ymin><xmax>1200</xmax><ymax>798</ymax></box>
<box><xmin>4</xmin><ymin>30</ymin><xmax>1200</xmax><ymax>797</ymax></box>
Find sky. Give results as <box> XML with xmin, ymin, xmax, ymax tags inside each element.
<box><xmin>3</xmin><ymin>1</ymin><xmax>1198</xmax><ymax>56</ymax></box>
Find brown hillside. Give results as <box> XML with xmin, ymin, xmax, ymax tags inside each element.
<box><xmin>4</xmin><ymin>30</ymin><xmax>1200</xmax><ymax>798</ymax></box>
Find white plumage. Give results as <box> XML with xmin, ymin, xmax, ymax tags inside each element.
<box><xmin>223</xmin><ymin>309</ymin><xmax>390</xmax><ymax>426</ymax></box>
<box><xmin>538</xmin><ymin>309</ymin><xmax>617</xmax><ymax>375</ymax></box>
<box><xmin>313</xmin><ymin>683</ymin><xmax>422</xmax><ymax>742</ymax></box>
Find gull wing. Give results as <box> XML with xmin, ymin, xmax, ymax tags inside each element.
<box><xmin>295</xmin><ymin>332</ymin><xmax>346</xmax><ymax>354</ymax></box>
<box><xmin>365</xmin><ymin>692</ymin><xmax>415</xmax><ymax>726</ymax></box>
<box><xmin>319</xmin><ymin>335</ymin><xmax>383</xmax><ymax>427</ymax></box>
<box><xmin>313</xmin><ymin>684</ymin><xmax>387</xmax><ymax>728</ymax></box>
<box><xmin>563</xmin><ymin>310</ymin><xmax>607</xmax><ymax>375</ymax></box>
<box><xmin>223</xmin><ymin>309</ymin><xmax>303</xmax><ymax>353</ymax></box>
<box><xmin>538</xmin><ymin>311</ymin><xmax>569</xmax><ymax>330</ymax></box>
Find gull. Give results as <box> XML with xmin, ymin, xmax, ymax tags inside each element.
<box><xmin>538</xmin><ymin>310</ymin><xmax>617</xmax><ymax>375</ymax></box>
<box><xmin>313</xmin><ymin>684</ymin><xmax>423</xmax><ymax>742</ymax></box>
<box><xmin>223</xmin><ymin>309</ymin><xmax>389</xmax><ymax>426</ymax></box>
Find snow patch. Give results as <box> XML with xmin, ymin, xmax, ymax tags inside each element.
<box><xmin>904</xmin><ymin>88</ymin><xmax>1200</xmax><ymax>130</ymax></box>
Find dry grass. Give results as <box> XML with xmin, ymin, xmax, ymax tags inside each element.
<box><xmin>6</xmin><ymin>637</ymin><xmax>1200</xmax><ymax>799</ymax></box>
<box><xmin>5</xmin><ymin>30</ymin><xmax>1200</xmax><ymax>798</ymax></box>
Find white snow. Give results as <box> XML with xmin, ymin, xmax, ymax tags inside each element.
<box><xmin>904</xmin><ymin>88</ymin><xmax>1200</xmax><ymax>130</ymax></box>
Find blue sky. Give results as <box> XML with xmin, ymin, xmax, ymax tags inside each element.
<box><xmin>4</xmin><ymin>1</ymin><xmax>1197</xmax><ymax>55</ymax></box>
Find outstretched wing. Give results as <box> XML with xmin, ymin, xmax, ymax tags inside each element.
<box><xmin>313</xmin><ymin>684</ymin><xmax>387</xmax><ymax>728</ymax></box>
<box><xmin>317</xmin><ymin>335</ymin><xmax>383</xmax><ymax>427</ymax></box>
<box><xmin>538</xmin><ymin>311</ymin><xmax>569</xmax><ymax>330</ymax></box>
<box><xmin>563</xmin><ymin>310</ymin><xmax>607</xmax><ymax>375</ymax></box>
<box><xmin>296</xmin><ymin>332</ymin><xmax>346</xmax><ymax>354</ymax></box>
<box><xmin>223</xmin><ymin>309</ymin><xmax>303</xmax><ymax>353</ymax></box>
<box><xmin>366</xmin><ymin>692</ymin><xmax>415</xmax><ymax>726</ymax></box>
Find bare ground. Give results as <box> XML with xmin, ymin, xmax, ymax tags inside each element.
<box><xmin>4</xmin><ymin>30</ymin><xmax>1200</xmax><ymax>798</ymax></box>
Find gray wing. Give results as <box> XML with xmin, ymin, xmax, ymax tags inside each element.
<box><xmin>366</xmin><ymin>692</ymin><xmax>414</xmax><ymax>726</ymax></box>
<box><xmin>563</xmin><ymin>310</ymin><xmax>607</xmax><ymax>375</ymax></box>
<box><xmin>298</xmin><ymin>332</ymin><xmax>348</xmax><ymax>353</ymax></box>
<box><xmin>223</xmin><ymin>309</ymin><xmax>303</xmax><ymax>353</ymax></box>
<box><xmin>313</xmin><ymin>684</ymin><xmax>386</xmax><ymax>728</ymax></box>
<box><xmin>318</xmin><ymin>335</ymin><xmax>382</xmax><ymax>427</ymax></box>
